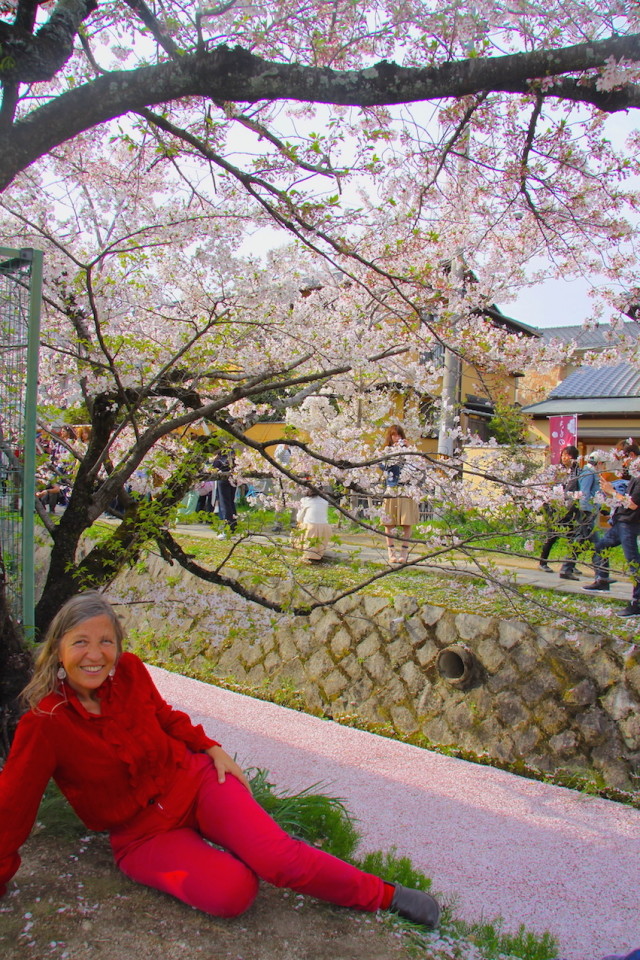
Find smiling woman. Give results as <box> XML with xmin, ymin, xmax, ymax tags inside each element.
<box><xmin>57</xmin><ymin>614</ymin><xmax>119</xmax><ymax>712</ymax></box>
<box><xmin>0</xmin><ymin>592</ymin><xmax>440</xmax><ymax>930</ymax></box>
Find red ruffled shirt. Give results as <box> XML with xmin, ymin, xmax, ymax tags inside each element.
<box><xmin>0</xmin><ymin>652</ymin><xmax>218</xmax><ymax>893</ymax></box>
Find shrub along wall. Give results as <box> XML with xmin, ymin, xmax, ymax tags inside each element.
<box><xmin>110</xmin><ymin>555</ymin><xmax>640</xmax><ymax>792</ymax></box>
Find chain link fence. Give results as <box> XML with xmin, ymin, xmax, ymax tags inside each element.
<box><xmin>0</xmin><ymin>246</ymin><xmax>42</xmax><ymax>634</ymax></box>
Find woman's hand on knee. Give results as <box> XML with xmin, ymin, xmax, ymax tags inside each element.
<box><xmin>205</xmin><ymin>745</ymin><xmax>252</xmax><ymax>793</ymax></box>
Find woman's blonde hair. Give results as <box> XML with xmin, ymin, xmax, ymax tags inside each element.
<box><xmin>21</xmin><ymin>592</ymin><xmax>124</xmax><ymax>711</ymax></box>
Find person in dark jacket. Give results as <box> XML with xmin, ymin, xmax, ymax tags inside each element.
<box><xmin>583</xmin><ymin>444</ymin><xmax>640</xmax><ymax>617</ymax></box>
<box><xmin>539</xmin><ymin>445</ymin><xmax>580</xmax><ymax>572</ymax></box>
<box><xmin>559</xmin><ymin>451</ymin><xmax>605</xmax><ymax>581</ymax></box>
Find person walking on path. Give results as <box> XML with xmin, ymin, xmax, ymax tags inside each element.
<box><xmin>381</xmin><ymin>424</ymin><xmax>419</xmax><ymax>565</ymax></box>
<box><xmin>559</xmin><ymin>451</ymin><xmax>605</xmax><ymax>581</ymax></box>
<box><xmin>539</xmin><ymin>445</ymin><xmax>580</xmax><ymax>573</ymax></box>
<box><xmin>583</xmin><ymin>444</ymin><xmax>640</xmax><ymax>617</ymax></box>
<box><xmin>212</xmin><ymin>451</ymin><xmax>237</xmax><ymax>537</ymax></box>
<box><xmin>296</xmin><ymin>484</ymin><xmax>333</xmax><ymax>563</ymax></box>
<box><xmin>0</xmin><ymin>592</ymin><xmax>440</xmax><ymax>929</ymax></box>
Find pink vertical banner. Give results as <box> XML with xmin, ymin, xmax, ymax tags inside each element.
<box><xmin>549</xmin><ymin>415</ymin><xmax>578</xmax><ymax>464</ymax></box>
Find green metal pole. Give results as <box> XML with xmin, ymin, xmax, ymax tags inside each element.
<box><xmin>21</xmin><ymin>248</ymin><xmax>43</xmax><ymax>640</ymax></box>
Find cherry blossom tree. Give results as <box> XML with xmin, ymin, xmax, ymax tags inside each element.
<box><xmin>1</xmin><ymin>1</ymin><xmax>640</xmax><ymax>721</ymax></box>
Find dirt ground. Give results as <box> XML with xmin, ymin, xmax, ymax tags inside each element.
<box><xmin>0</xmin><ymin>827</ymin><xmax>425</xmax><ymax>960</ymax></box>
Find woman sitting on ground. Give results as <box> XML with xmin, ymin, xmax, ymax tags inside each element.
<box><xmin>0</xmin><ymin>592</ymin><xmax>440</xmax><ymax>928</ymax></box>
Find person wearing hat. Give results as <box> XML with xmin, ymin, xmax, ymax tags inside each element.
<box><xmin>583</xmin><ymin>443</ymin><xmax>640</xmax><ymax>617</ymax></box>
<box><xmin>559</xmin><ymin>451</ymin><xmax>605</xmax><ymax>581</ymax></box>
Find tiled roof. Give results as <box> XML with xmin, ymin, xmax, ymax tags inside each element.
<box><xmin>549</xmin><ymin>362</ymin><xmax>640</xmax><ymax>399</ymax></box>
<box><xmin>540</xmin><ymin>321</ymin><xmax>640</xmax><ymax>350</ymax></box>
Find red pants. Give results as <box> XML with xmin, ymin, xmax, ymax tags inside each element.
<box><xmin>110</xmin><ymin>752</ymin><xmax>385</xmax><ymax>917</ymax></box>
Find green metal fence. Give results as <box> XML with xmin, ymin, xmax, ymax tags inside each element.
<box><xmin>0</xmin><ymin>246</ymin><xmax>43</xmax><ymax>637</ymax></box>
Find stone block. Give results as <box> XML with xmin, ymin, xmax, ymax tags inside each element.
<box><xmin>488</xmin><ymin>736</ymin><xmax>515</xmax><ymax>762</ymax></box>
<box><xmin>619</xmin><ymin>713</ymin><xmax>640</xmax><ymax>750</ymax></box>
<box><xmin>356</xmin><ymin>634</ymin><xmax>382</xmax><ymax>660</ymax></box>
<box><xmin>416</xmin><ymin>680</ymin><xmax>437</xmax><ymax>712</ymax></box>
<box><xmin>305</xmin><ymin>648</ymin><xmax>335</xmax><ymax>681</ymax></box>
<box><xmin>394</xmin><ymin>596</ymin><xmax>419</xmax><ymax>618</ymax></box>
<box><xmin>215</xmin><ymin>649</ymin><xmax>246</xmax><ymax>677</ymax></box>
<box><xmin>511</xmin><ymin>723</ymin><xmax>542</xmax><ymax>756</ymax></box>
<box><xmin>562</xmin><ymin>679</ymin><xmax>597</xmax><ymax>707</ymax></box>
<box><xmin>292</xmin><ymin>626</ymin><xmax>317</xmax><ymax>659</ymax></box>
<box><xmin>279</xmin><ymin>657</ymin><xmax>307</xmax><ymax>687</ymax></box>
<box><xmin>421</xmin><ymin>716</ymin><xmax>455</xmax><ymax>746</ymax></box>
<box><xmin>322</xmin><ymin>669</ymin><xmax>350</xmax><ymax>700</ymax></box>
<box><xmin>494</xmin><ymin>692</ymin><xmax>528</xmax><ymax>726</ymax></box>
<box><xmin>309</xmin><ymin>607</ymin><xmax>341</xmax><ymax>632</ymax></box>
<box><xmin>416</xmin><ymin>638</ymin><xmax>438</xmax><ymax>667</ymax></box>
<box><xmin>549</xmin><ymin>730</ymin><xmax>579</xmax><ymax>756</ymax></box>
<box><xmin>345</xmin><ymin>676</ymin><xmax>374</xmax><ymax>705</ymax></box>
<box><xmin>363</xmin><ymin>651</ymin><xmax>394</xmax><ymax>684</ymax></box>
<box><xmin>362</xmin><ymin>596</ymin><xmax>391</xmax><ymax>618</ymax></box>
<box><xmin>263</xmin><ymin>651</ymin><xmax>283</xmax><ymax>674</ymax></box>
<box><xmin>346</xmin><ymin>614</ymin><xmax>375</xmax><ymax>641</ymax></box>
<box><xmin>419</xmin><ymin>604</ymin><xmax>445</xmax><ymax>627</ymax></box>
<box><xmin>455</xmin><ymin>612</ymin><xmax>497</xmax><ymax>642</ymax></box>
<box><xmin>442</xmin><ymin>699</ymin><xmax>477</xmax><ymax>734</ymax></box>
<box><xmin>476</xmin><ymin>637</ymin><xmax>505</xmax><ymax>674</ymax></box>
<box><xmin>435</xmin><ymin>615</ymin><xmax>458</xmax><ymax>646</ymax></box>
<box><xmin>399</xmin><ymin>660</ymin><xmax>425</xmax><ymax>696</ymax></box>
<box><xmin>520</xmin><ymin>673</ymin><xmax>560</xmax><ymax>705</ymax></box>
<box><xmin>386</xmin><ymin>637</ymin><xmax>412</xmax><ymax>664</ymax></box>
<box><xmin>240</xmin><ymin>642</ymin><xmax>263</xmax><ymax>668</ymax></box>
<box><xmin>357</xmin><ymin>697</ymin><xmax>386</xmax><ymax>723</ymax></box>
<box><xmin>188</xmin><ymin>654</ymin><xmax>210</xmax><ymax>675</ymax></box>
<box><xmin>486</xmin><ymin>661</ymin><xmax>519</xmax><ymax>694</ymax></box>
<box><xmin>385</xmin><ymin>677</ymin><xmax>409</xmax><ymax>704</ymax></box>
<box><xmin>499</xmin><ymin>620</ymin><xmax>534</xmax><ymax>650</ymax></box>
<box><xmin>574</xmin><ymin>707</ymin><xmax>616</xmax><ymax>745</ymax></box>
<box><xmin>601</xmin><ymin>684</ymin><xmax>639</xmax><ymax>721</ymax></box>
<box><xmin>334</xmin><ymin>595</ymin><xmax>361</xmax><ymax>616</ymax></box>
<box><xmin>473</xmin><ymin>716</ymin><xmax>504</xmax><ymax>745</ymax></box>
<box><xmin>535</xmin><ymin>700</ymin><xmax>570</xmax><ymax>737</ymax></box>
<box><xmin>246</xmin><ymin>663</ymin><xmax>267</xmax><ymax>684</ymax></box>
<box><xmin>331</xmin><ymin>627</ymin><xmax>354</xmax><ymax>660</ymax></box>
<box><xmin>390</xmin><ymin>704</ymin><xmax>419</xmax><ymax>734</ymax></box>
<box><xmin>510</xmin><ymin>643</ymin><xmax>539</xmax><ymax>675</ymax></box>
<box><xmin>590</xmin><ymin>651</ymin><xmax>622</xmax><ymax>689</ymax></box>
<box><xmin>405</xmin><ymin>617</ymin><xmax>428</xmax><ymax>646</ymax></box>
<box><xmin>340</xmin><ymin>654</ymin><xmax>363</xmax><ymax>679</ymax></box>
<box><xmin>277</xmin><ymin>634</ymin><xmax>298</xmax><ymax>663</ymax></box>
<box><xmin>627</xmin><ymin>663</ymin><xmax>640</xmax><ymax>696</ymax></box>
<box><xmin>466</xmin><ymin>686</ymin><xmax>493</xmax><ymax>715</ymax></box>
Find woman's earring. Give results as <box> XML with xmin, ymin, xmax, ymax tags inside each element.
<box><xmin>108</xmin><ymin>666</ymin><xmax>116</xmax><ymax>677</ymax></box>
<box><xmin>57</xmin><ymin>665</ymin><xmax>67</xmax><ymax>680</ymax></box>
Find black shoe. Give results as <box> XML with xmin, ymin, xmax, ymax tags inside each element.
<box><xmin>618</xmin><ymin>604</ymin><xmax>640</xmax><ymax>618</ymax></box>
<box><xmin>539</xmin><ymin>562</ymin><xmax>553</xmax><ymax>573</ymax></box>
<box><xmin>559</xmin><ymin>572</ymin><xmax>580</xmax><ymax>581</ymax></box>
<box><xmin>389</xmin><ymin>884</ymin><xmax>441</xmax><ymax>929</ymax></box>
<box><xmin>583</xmin><ymin>581</ymin><xmax>610</xmax><ymax>592</ymax></box>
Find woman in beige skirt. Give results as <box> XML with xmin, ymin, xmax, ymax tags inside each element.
<box><xmin>381</xmin><ymin>424</ymin><xmax>419</xmax><ymax>564</ymax></box>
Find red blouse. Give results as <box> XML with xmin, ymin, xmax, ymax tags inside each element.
<box><xmin>0</xmin><ymin>652</ymin><xmax>218</xmax><ymax>893</ymax></box>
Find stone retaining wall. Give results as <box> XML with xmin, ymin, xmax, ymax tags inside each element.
<box><xmin>111</xmin><ymin>556</ymin><xmax>640</xmax><ymax>791</ymax></box>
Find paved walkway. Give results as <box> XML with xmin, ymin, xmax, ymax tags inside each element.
<box><xmin>175</xmin><ymin>519</ymin><xmax>635</xmax><ymax>603</ymax></box>
<box><xmin>149</xmin><ymin>665</ymin><xmax>640</xmax><ymax>960</ymax></box>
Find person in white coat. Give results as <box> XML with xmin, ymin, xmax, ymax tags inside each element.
<box><xmin>296</xmin><ymin>488</ymin><xmax>332</xmax><ymax>562</ymax></box>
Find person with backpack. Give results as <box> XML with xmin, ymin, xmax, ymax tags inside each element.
<box><xmin>558</xmin><ymin>451</ymin><xmax>605</xmax><ymax>581</ymax></box>
<box><xmin>583</xmin><ymin>443</ymin><xmax>640</xmax><ymax>617</ymax></box>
